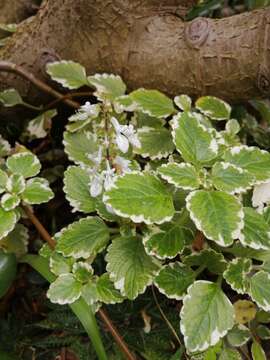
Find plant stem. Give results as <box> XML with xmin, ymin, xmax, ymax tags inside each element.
<box><xmin>22</xmin><ymin>101</ymin><xmax>43</xmax><ymax>112</ymax></box>
<box><xmin>21</xmin><ymin>204</ymin><xmax>136</xmax><ymax>360</ymax></box>
<box><xmin>151</xmin><ymin>285</ymin><xmax>182</xmax><ymax>347</ymax></box>
<box><xmin>192</xmin><ymin>231</ymin><xmax>205</xmax><ymax>251</ymax></box>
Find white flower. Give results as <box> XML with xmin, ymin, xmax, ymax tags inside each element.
<box><xmin>114</xmin><ymin>156</ymin><xmax>131</xmax><ymax>173</ymax></box>
<box><xmin>88</xmin><ymin>146</ymin><xmax>103</xmax><ymax>167</ymax></box>
<box><xmin>103</xmin><ymin>161</ymin><xmax>115</xmax><ymax>191</ymax></box>
<box><xmin>252</xmin><ymin>180</ymin><xmax>270</xmax><ymax>211</ymax></box>
<box><xmin>111</xmin><ymin>117</ymin><xmax>141</xmax><ymax>153</ymax></box>
<box><xmin>90</xmin><ymin>173</ymin><xmax>103</xmax><ymax>197</ymax></box>
<box><xmin>69</xmin><ymin>101</ymin><xmax>100</xmax><ymax>122</ymax></box>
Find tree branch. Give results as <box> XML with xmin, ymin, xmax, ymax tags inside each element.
<box><xmin>0</xmin><ymin>1</ymin><xmax>269</xmax><ymax>102</ymax></box>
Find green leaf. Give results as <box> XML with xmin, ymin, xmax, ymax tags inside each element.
<box><xmin>72</xmin><ymin>262</ymin><xmax>93</xmax><ymax>283</ymax></box>
<box><xmin>0</xmin><ymin>250</ymin><xmax>17</xmax><ymax>298</ymax></box>
<box><xmin>0</xmin><ymin>224</ymin><xmax>28</xmax><ymax>259</ymax></box>
<box><xmin>171</xmin><ymin>112</ymin><xmax>218</xmax><ymax>165</ymax></box>
<box><xmin>81</xmin><ymin>281</ymin><xmax>98</xmax><ymax>305</ymax></box>
<box><xmin>27</xmin><ymin>109</ymin><xmax>57</xmax><ymax>139</ymax></box>
<box><xmin>1</xmin><ymin>193</ymin><xmax>20</xmax><ymax>211</ymax></box>
<box><xmin>134</xmin><ymin>127</ymin><xmax>175</xmax><ymax>160</ymax></box>
<box><xmin>219</xmin><ymin>348</ymin><xmax>241</xmax><ymax>360</ymax></box>
<box><xmin>63</xmin><ymin>166</ymin><xmax>95</xmax><ymax>213</ymax></box>
<box><xmin>130</xmin><ymin>89</ymin><xmax>175</xmax><ymax>118</ymax></box>
<box><xmin>251</xmin><ymin>341</ymin><xmax>266</xmax><ymax>360</ymax></box>
<box><xmin>132</xmin><ymin>111</ymin><xmax>165</xmax><ymax>128</ymax></box>
<box><xmin>223</xmin><ymin>258</ymin><xmax>252</xmax><ymax>294</ymax></box>
<box><xmin>183</xmin><ymin>249</ymin><xmax>227</xmax><ymax>274</ymax></box>
<box><xmin>0</xmin><ymin>208</ymin><xmax>17</xmax><ymax>240</ymax></box>
<box><xmin>0</xmin><ymin>170</ymin><xmax>8</xmax><ymax>193</ymax></box>
<box><xmin>143</xmin><ymin>224</ymin><xmax>193</xmax><ymax>259</ymax></box>
<box><xmin>0</xmin><ymin>135</ymin><xmax>11</xmax><ymax>157</ymax></box>
<box><xmin>21</xmin><ymin>178</ymin><xmax>54</xmax><ymax>204</ymax></box>
<box><xmin>154</xmin><ymin>262</ymin><xmax>195</xmax><ymax>300</ymax></box>
<box><xmin>227</xmin><ymin>324</ymin><xmax>251</xmax><ymax>347</ymax></box>
<box><xmin>6</xmin><ymin>174</ymin><xmax>25</xmax><ymax>194</ymax></box>
<box><xmin>104</xmin><ymin>172</ymin><xmax>174</xmax><ymax>224</ymax></box>
<box><xmin>46</xmin><ymin>61</ymin><xmax>88</xmax><ymax>89</ymax></box>
<box><xmin>256</xmin><ymin>325</ymin><xmax>270</xmax><ymax>340</ymax></box>
<box><xmin>239</xmin><ymin>208</ymin><xmax>270</xmax><ymax>250</ymax></box>
<box><xmin>186</xmin><ymin>190</ymin><xmax>243</xmax><ymax>247</ymax></box>
<box><xmin>211</xmin><ymin>162</ymin><xmax>254</xmax><ymax>194</ymax></box>
<box><xmin>225</xmin><ymin>119</ymin><xmax>240</xmax><ymax>135</ymax></box>
<box><xmin>63</xmin><ymin>131</ymin><xmax>98</xmax><ymax>166</ymax></box>
<box><xmin>195</xmin><ymin>96</ymin><xmax>231</xmax><ymax>120</ymax></box>
<box><xmin>88</xmin><ymin>73</ymin><xmax>126</xmax><ymax>101</ymax></box>
<box><xmin>49</xmin><ymin>252</ymin><xmax>73</xmax><ymax>276</ymax></box>
<box><xmin>249</xmin><ymin>271</ymin><xmax>270</xmax><ymax>311</ymax></box>
<box><xmin>96</xmin><ymin>273</ymin><xmax>124</xmax><ymax>304</ymax></box>
<box><xmin>0</xmin><ymin>89</ymin><xmax>23</xmax><ymax>107</ymax></box>
<box><xmin>224</xmin><ymin>146</ymin><xmax>270</xmax><ymax>182</ymax></box>
<box><xmin>47</xmin><ymin>274</ymin><xmax>82</xmax><ymax>304</ymax></box>
<box><xmin>7</xmin><ymin>152</ymin><xmax>41</xmax><ymax>178</ymax></box>
<box><xmin>0</xmin><ymin>23</ymin><xmax>17</xmax><ymax>32</ymax></box>
<box><xmin>106</xmin><ymin>236</ymin><xmax>160</xmax><ymax>300</ymax></box>
<box><xmin>95</xmin><ymin>197</ymin><xmax>119</xmax><ymax>222</ymax></box>
<box><xmin>174</xmin><ymin>95</ymin><xmax>192</xmax><ymax>111</ymax></box>
<box><xmin>55</xmin><ymin>216</ymin><xmax>110</xmax><ymax>259</ymax></box>
<box><xmin>158</xmin><ymin>162</ymin><xmax>201</xmax><ymax>190</ymax></box>
<box><xmin>180</xmin><ymin>281</ymin><xmax>234</xmax><ymax>352</ymax></box>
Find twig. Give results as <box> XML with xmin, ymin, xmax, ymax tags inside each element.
<box><xmin>151</xmin><ymin>285</ymin><xmax>182</xmax><ymax>347</ymax></box>
<box><xmin>44</xmin><ymin>91</ymin><xmax>93</xmax><ymax>110</ymax></box>
<box><xmin>21</xmin><ymin>204</ymin><xmax>136</xmax><ymax>360</ymax></box>
<box><xmin>0</xmin><ymin>61</ymin><xmax>80</xmax><ymax>109</ymax></box>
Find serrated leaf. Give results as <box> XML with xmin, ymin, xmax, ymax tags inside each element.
<box><xmin>186</xmin><ymin>190</ymin><xmax>243</xmax><ymax>247</ymax></box>
<box><xmin>95</xmin><ymin>197</ymin><xmax>119</xmax><ymax>222</ymax></box>
<box><xmin>88</xmin><ymin>73</ymin><xmax>126</xmax><ymax>101</ymax></box>
<box><xmin>183</xmin><ymin>249</ymin><xmax>227</xmax><ymax>274</ymax></box>
<box><xmin>27</xmin><ymin>109</ymin><xmax>57</xmax><ymax>139</ymax></box>
<box><xmin>143</xmin><ymin>224</ymin><xmax>193</xmax><ymax>259</ymax></box>
<box><xmin>239</xmin><ymin>208</ymin><xmax>270</xmax><ymax>250</ymax></box>
<box><xmin>1</xmin><ymin>193</ymin><xmax>20</xmax><ymax>211</ymax></box>
<box><xmin>158</xmin><ymin>162</ymin><xmax>200</xmax><ymax>190</ymax></box>
<box><xmin>0</xmin><ymin>208</ymin><xmax>17</xmax><ymax>240</ymax></box>
<box><xmin>72</xmin><ymin>262</ymin><xmax>93</xmax><ymax>283</ymax></box>
<box><xmin>223</xmin><ymin>258</ymin><xmax>252</xmax><ymax>294</ymax></box>
<box><xmin>21</xmin><ymin>178</ymin><xmax>54</xmax><ymax>204</ymax></box>
<box><xmin>63</xmin><ymin>166</ymin><xmax>95</xmax><ymax>213</ymax></box>
<box><xmin>104</xmin><ymin>172</ymin><xmax>175</xmax><ymax>224</ymax></box>
<box><xmin>55</xmin><ymin>216</ymin><xmax>109</xmax><ymax>259</ymax></box>
<box><xmin>96</xmin><ymin>273</ymin><xmax>124</xmax><ymax>304</ymax></box>
<box><xmin>0</xmin><ymin>135</ymin><xmax>11</xmax><ymax>157</ymax></box>
<box><xmin>211</xmin><ymin>162</ymin><xmax>254</xmax><ymax>194</ymax></box>
<box><xmin>47</xmin><ymin>274</ymin><xmax>82</xmax><ymax>305</ymax></box>
<box><xmin>0</xmin><ymin>89</ymin><xmax>23</xmax><ymax>107</ymax></box>
<box><xmin>63</xmin><ymin>131</ymin><xmax>98</xmax><ymax>166</ymax></box>
<box><xmin>7</xmin><ymin>152</ymin><xmax>41</xmax><ymax>178</ymax></box>
<box><xmin>106</xmin><ymin>236</ymin><xmax>160</xmax><ymax>300</ymax></box>
<box><xmin>171</xmin><ymin>112</ymin><xmax>218</xmax><ymax>165</ymax></box>
<box><xmin>46</xmin><ymin>61</ymin><xmax>88</xmax><ymax>89</ymax></box>
<box><xmin>227</xmin><ymin>324</ymin><xmax>251</xmax><ymax>347</ymax></box>
<box><xmin>195</xmin><ymin>96</ymin><xmax>231</xmax><ymax>120</ymax></box>
<box><xmin>81</xmin><ymin>281</ymin><xmax>98</xmax><ymax>305</ymax></box>
<box><xmin>49</xmin><ymin>252</ymin><xmax>73</xmax><ymax>276</ymax></box>
<box><xmin>174</xmin><ymin>95</ymin><xmax>192</xmax><ymax>111</ymax></box>
<box><xmin>180</xmin><ymin>281</ymin><xmax>234</xmax><ymax>352</ymax></box>
<box><xmin>130</xmin><ymin>89</ymin><xmax>175</xmax><ymax>118</ymax></box>
<box><xmin>224</xmin><ymin>146</ymin><xmax>270</xmax><ymax>182</ymax></box>
<box><xmin>249</xmin><ymin>271</ymin><xmax>270</xmax><ymax>311</ymax></box>
<box><xmin>225</xmin><ymin>119</ymin><xmax>240</xmax><ymax>135</ymax></box>
<box><xmin>251</xmin><ymin>341</ymin><xmax>266</xmax><ymax>360</ymax></box>
<box><xmin>233</xmin><ymin>300</ymin><xmax>257</xmax><ymax>324</ymax></box>
<box><xmin>0</xmin><ymin>170</ymin><xmax>8</xmax><ymax>193</ymax></box>
<box><xmin>154</xmin><ymin>262</ymin><xmax>195</xmax><ymax>300</ymax></box>
<box><xmin>134</xmin><ymin>127</ymin><xmax>174</xmax><ymax>160</ymax></box>
<box><xmin>0</xmin><ymin>224</ymin><xmax>28</xmax><ymax>259</ymax></box>
<box><xmin>6</xmin><ymin>174</ymin><xmax>25</xmax><ymax>194</ymax></box>
<box><xmin>219</xmin><ymin>348</ymin><xmax>241</xmax><ymax>360</ymax></box>
<box><xmin>132</xmin><ymin>112</ymin><xmax>165</xmax><ymax>128</ymax></box>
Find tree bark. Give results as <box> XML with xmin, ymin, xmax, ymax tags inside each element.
<box><xmin>0</xmin><ymin>0</ymin><xmax>40</xmax><ymax>24</ymax></box>
<box><xmin>0</xmin><ymin>0</ymin><xmax>269</xmax><ymax>103</ymax></box>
